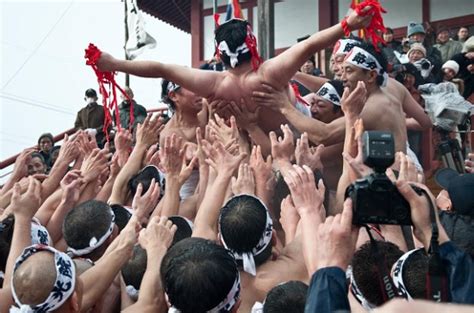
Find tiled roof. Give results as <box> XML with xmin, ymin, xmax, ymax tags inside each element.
<box><xmin>137</xmin><ymin>0</ymin><xmax>191</xmax><ymax>33</ymax></box>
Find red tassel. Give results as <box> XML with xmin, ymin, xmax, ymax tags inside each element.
<box><xmin>244</xmin><ymin>25</ymin><xmax>262</xmax><ymax>71</ymax></box>
<box><xmin>84</xmin><ymin>44</ymin><xmax>134</xmax><ymax>140</ymax></box>
<box><xmin>213</xmin><ymin>13</ymin><xmax>220</xmax><ymax>27</ymax></box>
<box><xmin>290</xmin><ymin>82</ymin><xmax>309</xmax><ymax>107</ymax></box>
<box><xmin>350</xmin><ymin>0</ymin><xmax>387</xmax><ymax>50</ymax></box>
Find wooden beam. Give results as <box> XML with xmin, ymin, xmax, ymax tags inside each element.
<box><xmin>191</xmin><ymin>0</ymin><xmax>202</xmax><ymax>68</ymax></box>
<box><xmin>422</xmin><ymin>0</ymin><xmax>430</xmax><ymax>23</ymax></box>
<box><xmin>257</xmin><ymin>0</ymin><xmax>275</xmax><ymax>60</ymax></box>
<box><xmin>318</xmin><ymin>0</ymin><xmax>332</xmax><ymax>30</ymax></box>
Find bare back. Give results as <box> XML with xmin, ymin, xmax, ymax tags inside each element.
<box><xmin>210</xmin><ymin>63</ymin><xmax>297</xmax><ymax>133</ymax></box>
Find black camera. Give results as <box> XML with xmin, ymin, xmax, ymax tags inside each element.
<box><xmin>420</xmin><ymin>59</ymin><xmax>431</xmax><ymax>70</ymax></box>
<box><xmin>345</xmin><ymin>131</ymin><xmax>416</xmax><ymax>225</ymax></box>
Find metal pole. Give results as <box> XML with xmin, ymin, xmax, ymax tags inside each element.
<box><xmin>124</xmin><ymin>0</ymin><xmax>130</xmax><ymax>87</ymax></box>
<box><xmin>257</xmin><ymin>0</ymin><xmax>274</xmax><ymax>61</ymax></box>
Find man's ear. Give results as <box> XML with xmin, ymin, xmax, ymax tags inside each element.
<box><xmin>367</xmin><ymin>70</ymin><xmax>378</xmax><ymax>84</ymax></box>
<box><xmin>168</xmin><ymin>91</ymin><xmax>178</xmax><ymax>103</ymax></box>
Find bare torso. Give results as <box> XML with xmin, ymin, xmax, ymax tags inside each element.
<box><xmin>210</xmin><ymin>64</ymin><xmax>297</xmax><ymax>133</ymax></box>
<box><xmin>361</xmin><ymin>87</ymin><xmax>408</xmax><ymax>153</ymax></box>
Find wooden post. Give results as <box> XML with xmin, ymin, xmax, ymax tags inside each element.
<box><xmin>124</xmin><ymin>0</ymin><xmax>130</xmax><ymax>87</ymax></box>
<box><xmin>257</xmin><ymin>0</ymin><xmax>274</xmax><ymax>60</ymax></box>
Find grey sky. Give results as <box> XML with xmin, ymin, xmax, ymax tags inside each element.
<box><xmin>1</xmin><ymin>0</ymin><xmax>190</xmax><ymax>175</ymax></box>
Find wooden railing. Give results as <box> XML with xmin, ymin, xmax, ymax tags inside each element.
<box><xmin>0</xmin><ymin>108</ymin><xmax>168</xmax><ymax>171</ymax></box>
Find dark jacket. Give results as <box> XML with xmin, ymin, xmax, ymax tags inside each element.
<box><xmin>74</xmin><ymin>102</ymin><xmax>106</xmax><ymax>144</ymax></box>
<box><xmin>114</xmin><ymin>100</ymin><xmax>147</xmax><ymax>130</ymax></box>
<box><xmin>439</xmin><ymin>241</ymin><xmax>474</xmax><ymax>304</ymax></box>
<box><xmin>304</xmin><ymin>267</ymin><xmax>350</xmax><ymax>313</ymax></box>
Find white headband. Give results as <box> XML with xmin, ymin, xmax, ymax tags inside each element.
<box><xmin>126</xmin><ymin>285</ymin><xmax>139</xmax><ymax>301</ymax></box>
<box><xmin>11</xmin><ymin>245</ymin><xmax>76</xmax><ymax>313</ymax></box>
<box><xmin>333</xmin><ymin>39</ymin><xmax>360</xmax><ymax>56</ymax></box>
<box><xmin>219</xmin><ymin>195</ymin><xmax>273</xmax><ymax>276</ymax></box>
<box><xmin>345</xmin><ymin>46</ymin><xmax>388</xmax><ymax>87</ymax></box>
<box><xmin>31</xmin><ymin>219</ymin><xmax>52</xmax><ymax>246</ymax></box>
<box><xmin>169</xmin><ymin>215</ymin><xmax>194</xmax><ymax>230</ymax></box>
<box><xmin>316</xmin><ymin>82</ymin><xmax>341</xmax><ymax>106</ymax></box>
<box><xmin>167</xmin><ymin>81</ymin><xmax>181</xmax><ymax>94</ymax></box>
<box><xmin>348</xmin><ymin>266</ymin><xmax>377</xmax><ymax>311</ymax></box>
<box><xmin>217</xmin><ymin>41</ymin><xmax>250</xmax><ymax>68</ymax></box>
<box><xmin>67</xmin><ymin>209</ymin><xmax>115</xmax><ymax>256</ymax></box>
<box><xmin>168</xmin><ymin>273</ymin><xmax>241</xmax><ymax>313</ymax></box>
<box><xmin>391</xmin><ymin>248</ymin><xmax>424</xmax><ymax>300</ymax></box>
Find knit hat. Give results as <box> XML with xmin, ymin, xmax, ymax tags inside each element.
<box><xmin>37</xmin><ymin>132</ymin><xmax>53</xmax><ymax>145</ymax></box>
<box><xmin>435</xmin><ymin>168</ymin><xmax>474</xmax><ymax>217</ymax></box>
<box><xmin>436</xmin><ymin>25</ymin><xmax>449</xmax><ymax>35</ymax></box>
<box><xmin>407</xmin><ymin>43</ymin><xmax>426</xmax><ymax>58</ymax></box>
<box><xmin>462</xmin><ymin>36</ymin><xmax>474</xmax><ymax>53</ymax></box>
<box><xmin>407</xmin><ymin>22</ymin><xmax>425</xmax><ymax>37</ymax></box>
<box><xmin>442</xmin><ymin>60</ymin><xmax>460</xmax><ymax>75</ymax></box>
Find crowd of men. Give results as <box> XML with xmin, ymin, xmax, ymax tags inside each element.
<box><xmin>1</xmin><ymin>6</ymin><xmax>474</xmax><ymax>313</ymax></box>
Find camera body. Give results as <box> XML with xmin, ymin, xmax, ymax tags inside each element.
<box><xmin>419</xmin><ymin>59</ymin><xmax>431</xmax><ymax>70</ymax></box>
<box><xmin>345</xmin><ymin>131</ymin><xmax>413</xmax><ymax>225</ymax></box>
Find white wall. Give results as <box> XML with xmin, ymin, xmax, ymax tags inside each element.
<box><xmin>274</xmin><ymin>0</ymin><xmax>319</xmax><ymax>49</ymax></box>
<box><xmin>430</xmin><ymin>0</ymin><xmax>474</xmax><ymax>21</ymax></box>
<box><xmin>204</xmin><ymin>0</ymin><xmax>319</xmax><ymax>58</ymax></box>
<box><xmin>339</xmin><ymin>0</ymin><xmax>423</xmax><ymax>29</ymax></box>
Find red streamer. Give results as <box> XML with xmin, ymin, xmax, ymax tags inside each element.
<box><xmin>350</xmin><ymin>0</ymin><xmax>387</xmax><ymax>50</ymax></box>
<box><xmin>244</xmin><ymin>25</ymin><xmax>263</xmax><ymax>71</ymax></box>
<box><xmin>84</xmin><ymin>44</ymin><xmax>134</xmax><ymax>141</ymax></box>
<box><xmin>290</xmin><ymin>82</ymin><xmax>309</xmax><ymax>107</ymax></box>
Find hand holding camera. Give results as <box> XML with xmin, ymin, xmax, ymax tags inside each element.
<box><xmin>413</xmin><ymin>58</ymin><xmax>433</xmax><ymax>79</ymax></box>
<box><xmin>345</xmin><ymin>131</ymin><xmax>423</xmax><ymax>225</ymax></box>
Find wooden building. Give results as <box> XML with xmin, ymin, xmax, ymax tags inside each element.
<box><xmin>137</xmin><ymin>0</ymin><xmax>474</xmax><ymax>71</ymax></box>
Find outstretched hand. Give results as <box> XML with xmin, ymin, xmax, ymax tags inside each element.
<box><xmin>132</xmin><ymin>180</ymin><xmax>161</xmax><ymax>224</ymax></box>
<box><xmin>231</xmin><ymin>163</ymin><xmax>255</xmax><ymax>195</ymax></box>
<box><xmin>345</xmin><ymin>5</ymin><xmax>374</xmax><ymax>31</ymax></box>
<box><xmin>396</xmin><ymin>181</ymin><xmax>449</xmax><ymax>249</ymax></box>
<box><xmin>341</xmin><ymin>81</ymin><xmax>367</xmax><ymax>118</ymax></box>
<box><xmin>310</xmin><ymin>198</ymin><xmax>359</xmax><ymax>274</ymax></box>
<box><xmin>270</xmin><ymin>124</ymin><xmax>295</xmax><ymax>163</ymax></box>
<box><xmin>139</xmin><ymin>216</ymin><xmax>177</xmax><ymax>252</ymax></box>
<box><xmin>159</xmin><ymin>134</ymin><xmax>198</xmax><ymax>185</ymax></box>
<box><xmin>9</xmin><ymin>177</ymin><xmax>42</xmax><ymax>220</ymax></box>
<box><xmin>295</xmin><ymin>132</ymin><xmax>324</xmax><ymax>172</ymax></box>
<box><xmin>251</xmin><ymin>84</ymin><xmax>292</xmax><ymax>113</ymax></box>
<box><xmin>136</xmin><ymin>114</ymin><xmax>164</xmax><ymax>148</ymax></box>
<box><xmin>202</xmin><ymin>139</ymin><xmax>247</xmax><ymax>176</ymax></box>
<box><xmin>284</xmin><ymin>165</ymin><xmax>325</xmax><ymax>219</ymax></box>
<box><xmin>60</xmin><ymin>170</ymin><xmax>84</xmax><ymax>205</ymax></box>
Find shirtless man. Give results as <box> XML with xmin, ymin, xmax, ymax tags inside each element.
<box><xmin>95</xmin><ymin>10</ymin><xmax>372</xmax><ymax>133</ymax></box>
<box><xmin>253</xmin><ymin>42</ymin><xmax>432</xmax><ymax>150</ymax></box>
<box><xmin>159</xmin><ymin>79</ymin><xmax>206</xmax><ymax>147</ymax></box>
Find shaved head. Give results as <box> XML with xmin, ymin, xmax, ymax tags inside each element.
<box><xmin>12</xmin><ymin>251</ymin><xmax>56</xmax><ymax>306</ymax></box>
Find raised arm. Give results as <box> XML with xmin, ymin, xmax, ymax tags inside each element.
<box><xmin>261</xmin><ymin>10</ymin><xmax>372</xmax><ymax>88</ymax></box>
<box><xmin>292</xmin><ymin>72</ymin><xmax>328</xmax><ymax>92</ymax></box>
<box><xmin>123</xmin><ymin>216</ymin><xmax>176</xmax><ymax>313</ymax></box>
<box><xmin>192</xmin><ymin>140</ymin><xmax>246</xmax><ymax>240</ymax></box>
<box><xmin>97</xmin><ymin>53</ymin><xmax>221</xmax><ymax>99</ymax></box>
<box><xmin>80</xmin><ymin>217</ymin><xmax>140</xmax><ymax>312</ymax></box>
<box><xmin>253</xmin><ymin>84</ymin><xmax>346</xmax><ymax>145</ymax></box>
<box><xmin>391</xmin><ymin>78</ymin><xmax>432</xmax><ymax>130</ymax></box>
<box><xmin>109</xmin><ymin>117</ymin><xmax>162</xmax><ymax>205</ymax></box>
